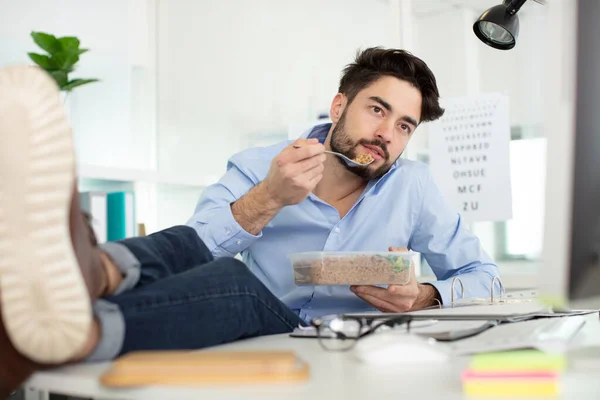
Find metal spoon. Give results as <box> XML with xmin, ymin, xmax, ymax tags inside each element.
<box><xmin>292</xmin><ymin>145</ymin><xmax>374</xmax><ymax>167</ymax></box>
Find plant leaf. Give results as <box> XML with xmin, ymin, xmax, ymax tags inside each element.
<box><xmin>49</xmin><ymin>70</ymin><xmax>68</xmax><ymax>88</ymax></box>
<box><xmin>27</xmin><ymin>53</ymin><xmax>56</xmax><ymax>69</ymax></box>
<box><xmin>61</xmin><ymin>78</ymin><xmax>99</xmax><ymax>92</ymax></box>
<box><xmin>31</xmin><ymin>32</ymin><xmax>62</xmax><ymax>54</ymax></box>
<box><xmin>52</xmin><ymin>51</ymin><xmax>79</xmax><ymax>70</ymax></box>
<box><xmin>58</xmin><ymin>36</ymin><xmax>80</xmax><ymax>50</ymax></box>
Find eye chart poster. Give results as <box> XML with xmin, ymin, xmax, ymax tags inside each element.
<box><xmin>429</xmin><ymin>92</ymin><xmax>512</xmax><ymax>222</ymax></box>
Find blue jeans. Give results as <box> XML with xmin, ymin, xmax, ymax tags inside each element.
<box><xmin>88</xmin><ymin>226</ymin><xmax>304</xmax><ymax>361</ymax></box>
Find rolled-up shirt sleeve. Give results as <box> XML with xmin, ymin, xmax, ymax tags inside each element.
<box><xmin>408</xmin><ymin>167</ymin><xmax>501</xmax><ymax>306</ymax></box>
<box><xmin>186</xmin><ymin>163</ymin><xmax>262</xmax><ymax>258</ymax></box>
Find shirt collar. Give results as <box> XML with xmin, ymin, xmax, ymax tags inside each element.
<box><xmin>304</xmin><ymin>122</ymin><xmax>331</xmax><ymax>143</ymax></box>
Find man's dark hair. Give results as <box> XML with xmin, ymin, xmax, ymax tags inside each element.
<box><xmin>338</xmin><ymin>47</ymin><xmax>444</xmax><ymax>123</ymax></box>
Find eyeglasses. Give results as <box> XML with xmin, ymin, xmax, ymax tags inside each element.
<box><xmin>310</xmin><ymin>314</ymin><xmax>414</xmax><ymax>351</ymax></box>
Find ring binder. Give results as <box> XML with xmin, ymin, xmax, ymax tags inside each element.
<box><xmin>449</xmin><ymin>275</ymin><xmax>531</xmax><ymax>308</ymax></box>
<box><xmin>490</xmin><ymin>276</ymin><xmax>505</xmax><ymax>302</ymax></box>
<box><xmin>451</xmin><ymin>276</ymin><xmax>465</xmax><ymax>307</ymax></box>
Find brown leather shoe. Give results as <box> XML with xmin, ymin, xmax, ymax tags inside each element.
<box><xmin>0</xmin><ymin>65</ymin><xmax>107</xmax><ymax>398</ymax></box>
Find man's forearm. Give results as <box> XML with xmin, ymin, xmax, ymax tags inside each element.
<box><xmin>231</xmin><ymin>181</ymin><xmax>284</xmax><ymax>235</ymax></box>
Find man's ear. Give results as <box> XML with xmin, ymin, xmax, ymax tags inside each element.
<box><xmin>329</xmin><ymin>93</ymin><xmax>347</xmax><ymax>123</ymax></box>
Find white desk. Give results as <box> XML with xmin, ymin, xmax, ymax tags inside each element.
<box><xmin>23</xmin><ymin>313</ymin><xmax>600</xmax><ymax>400</ymax></box>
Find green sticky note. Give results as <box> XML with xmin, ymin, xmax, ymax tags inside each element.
<box><xmin>469</xmin><ymin>350</ymin><xmax>567</xmax><ymax>372</ymax></box>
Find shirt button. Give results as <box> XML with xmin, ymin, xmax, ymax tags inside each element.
<box><xmin>334</xmin><ymin>227</ymin><xmax>341</xmax><ymax>233</ymax></box>
<box><xmin>236</xmin><ymin>240</ymin><xmax>242</xmax><ymax>246</ymax></box>
<box><xmin>225</xmin><ymin>229</ymin><xmax>231</xmax><ymax>235</ymax></box>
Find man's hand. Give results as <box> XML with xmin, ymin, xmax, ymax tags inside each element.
<box><xmin>263</xmin><ymin>138</ymin><xmax>326</xmax><ymax>207</ymax></box>
<box><xmin>230</xmin><ymin>139</ymin><xmax>325</xmax><ymax>235</ymax></box>
<box><xmin>350</xmin><ymin>247</ymin><xmax>441</xmax><ymax>312</ymax></box>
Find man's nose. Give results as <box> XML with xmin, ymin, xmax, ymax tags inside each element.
<box><xmin>375</xmin><ymin>120</ymin><xmax>394</xmax><ymax>143</ymax></box>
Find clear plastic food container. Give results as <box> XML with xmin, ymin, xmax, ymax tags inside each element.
<box><xmin>288</xmin><ymin>251</ymin><xmax>415</xmax><ymax>286</ymax></box>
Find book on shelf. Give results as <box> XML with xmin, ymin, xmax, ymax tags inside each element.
<box><xmin>79</xmin><ymin>191</ymin><xmax>108</xmax><ymax>243</ymax></box>
<box><xmin>78</xmin><ymin>190</ymin><xmax>137</xmax><ymax>242</ymax></box>
<box><xmin>107</xmin><ymin>191</ymin><xmax>136</xmax><ymax>241</ymax></box>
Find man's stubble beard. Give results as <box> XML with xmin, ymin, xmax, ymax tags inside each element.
<box><xmin>329</xmin><ymin>109</ymin><xmax>395</xmax><ymax>180</ymax></box>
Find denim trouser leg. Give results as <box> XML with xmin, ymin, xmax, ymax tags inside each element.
<box><xmin>87</xmin><ymin>226</ymin><xmax>304</xmax><ymax>361</ymax></box>
<box><xmin>116</xmin><ymin>225</ymin><xmax>215</xmax><ymax>289</ymax></box>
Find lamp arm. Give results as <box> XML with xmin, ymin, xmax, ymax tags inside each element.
<box><xmin>504</xmin><ymin>0</ymin><xmax>528</xmax><ymax>15</ymax></box>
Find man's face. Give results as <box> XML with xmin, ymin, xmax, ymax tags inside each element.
<box><xmin>329</xmin><ymin>76</ymin><xmax>422</xmax><ymax>180</ymax></box>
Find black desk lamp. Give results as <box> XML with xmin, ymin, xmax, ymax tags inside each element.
<box><xmin>473</xmin><ymin>0</ymin><xmax>546</xmax><ymax>50</ymax></box>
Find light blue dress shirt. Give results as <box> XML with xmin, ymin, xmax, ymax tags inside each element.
<box><xmin>187</xmin><ymin>123</ymin><xmax>500</xmax><ymax>322</ymax></box>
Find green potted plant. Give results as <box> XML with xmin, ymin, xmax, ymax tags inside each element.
<box><xmin>28</xmin><ymin>31</ymin><xmax>98</xmax><ymax>93</ymax></box>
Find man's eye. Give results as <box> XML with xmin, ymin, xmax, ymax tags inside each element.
<box><xmin>372</xmin><ymin>106</ymin><xmax>382</xmax><ymax>114</ymax></box>
<box><xmin>400</xmin><ymin>124</ymin><xmax>411</xmax><ymax>133</ymax></box>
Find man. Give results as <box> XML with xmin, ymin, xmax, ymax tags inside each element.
<box><xmin>0</xmin><ymin>66</ymin><xmax>303</xmax><ymax>398</ymax></box>
<box><xmin>188</xmin><ymin>47</ymin><xmax>500</xmax><ymax>322</ymax></box>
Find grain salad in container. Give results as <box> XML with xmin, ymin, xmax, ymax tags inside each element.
<box><xmin>288</xmin><ymin>251</ymin><xmax>415</xmax><ymax>286</ymax></box>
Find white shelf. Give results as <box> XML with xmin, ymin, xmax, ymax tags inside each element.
<box><xmin>78</xmin><ymin>164</ymin><xmax>155</xmax><ymax>182</ymax></box>
<box><xmin>78</xmin><ymin>164</ymin><xmax>218</xmax><ymax>187</ymax></box>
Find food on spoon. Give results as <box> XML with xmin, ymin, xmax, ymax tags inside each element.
<box><xmin>353</xmin><ymin>153</ymin><xmax>374</xmax><ymax>165</ymax></box>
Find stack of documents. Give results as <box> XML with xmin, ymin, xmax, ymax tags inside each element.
<box><xmin>404</xmin><ymin>301</ymin><xmax>552</xmax><ymax>320</ymax></box>
<box><xmin>462</xmin><ymin>350</ymin><xmax>566</xmax><ymax>397</ymax></box>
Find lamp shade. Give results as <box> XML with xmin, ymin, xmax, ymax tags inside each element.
<box><xmin>473</xmin><ymin>4</ymin><xmax>520</xmax><ymax>50</ymax></box>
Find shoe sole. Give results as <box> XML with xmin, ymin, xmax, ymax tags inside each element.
<box><xmin>0</xmin><ymin>66</ymin><xmax>92</xmax><ymax>364</ymax></box>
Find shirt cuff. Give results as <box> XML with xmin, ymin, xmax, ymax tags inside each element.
<box><xmin>212</xmin><ymin>204</ymin><xmax>262</xmax><ymax>256</ymax></box>
<box><xmin>425</xmin><ymin>278</ymin><xmax>462</xmax><ymax>307</ymax></box>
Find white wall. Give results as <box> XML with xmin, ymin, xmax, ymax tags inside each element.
<box><xmin>411</xmin><ymin>1</ymin><xmax>547</xmax><ymax>145</ymax></box>
<box><xmin>156</xmin><ymin>0</ymin><xmax>397</xmax><ymax>184</ymax></box>
<box><xmin>0</xmin><ymin>0</ymin><xmax>156</xmax><ymax>172</ymax></box>
<box><xmin>405</xmin><ymin>6</ymin><xmax>476</xmax><ymax>158</ymax></box>
<box><xmin>1</xmin><ymin>0</ymin><xmax>552</xmax><ymax>256</ymax></box>
<box><xmin>407</xmin><ymin>1</ymin><xmax>549</xmax><ymax>261</ymax></box>
<box><xmin>478</xmin><ymin>9</ymin><xmax>547</xmax><ymax>129</ymax></box>
<box><xmin>415</xmin><ymin>9</ymin><xmax>472</xmax><ymax>99</ymax></box>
